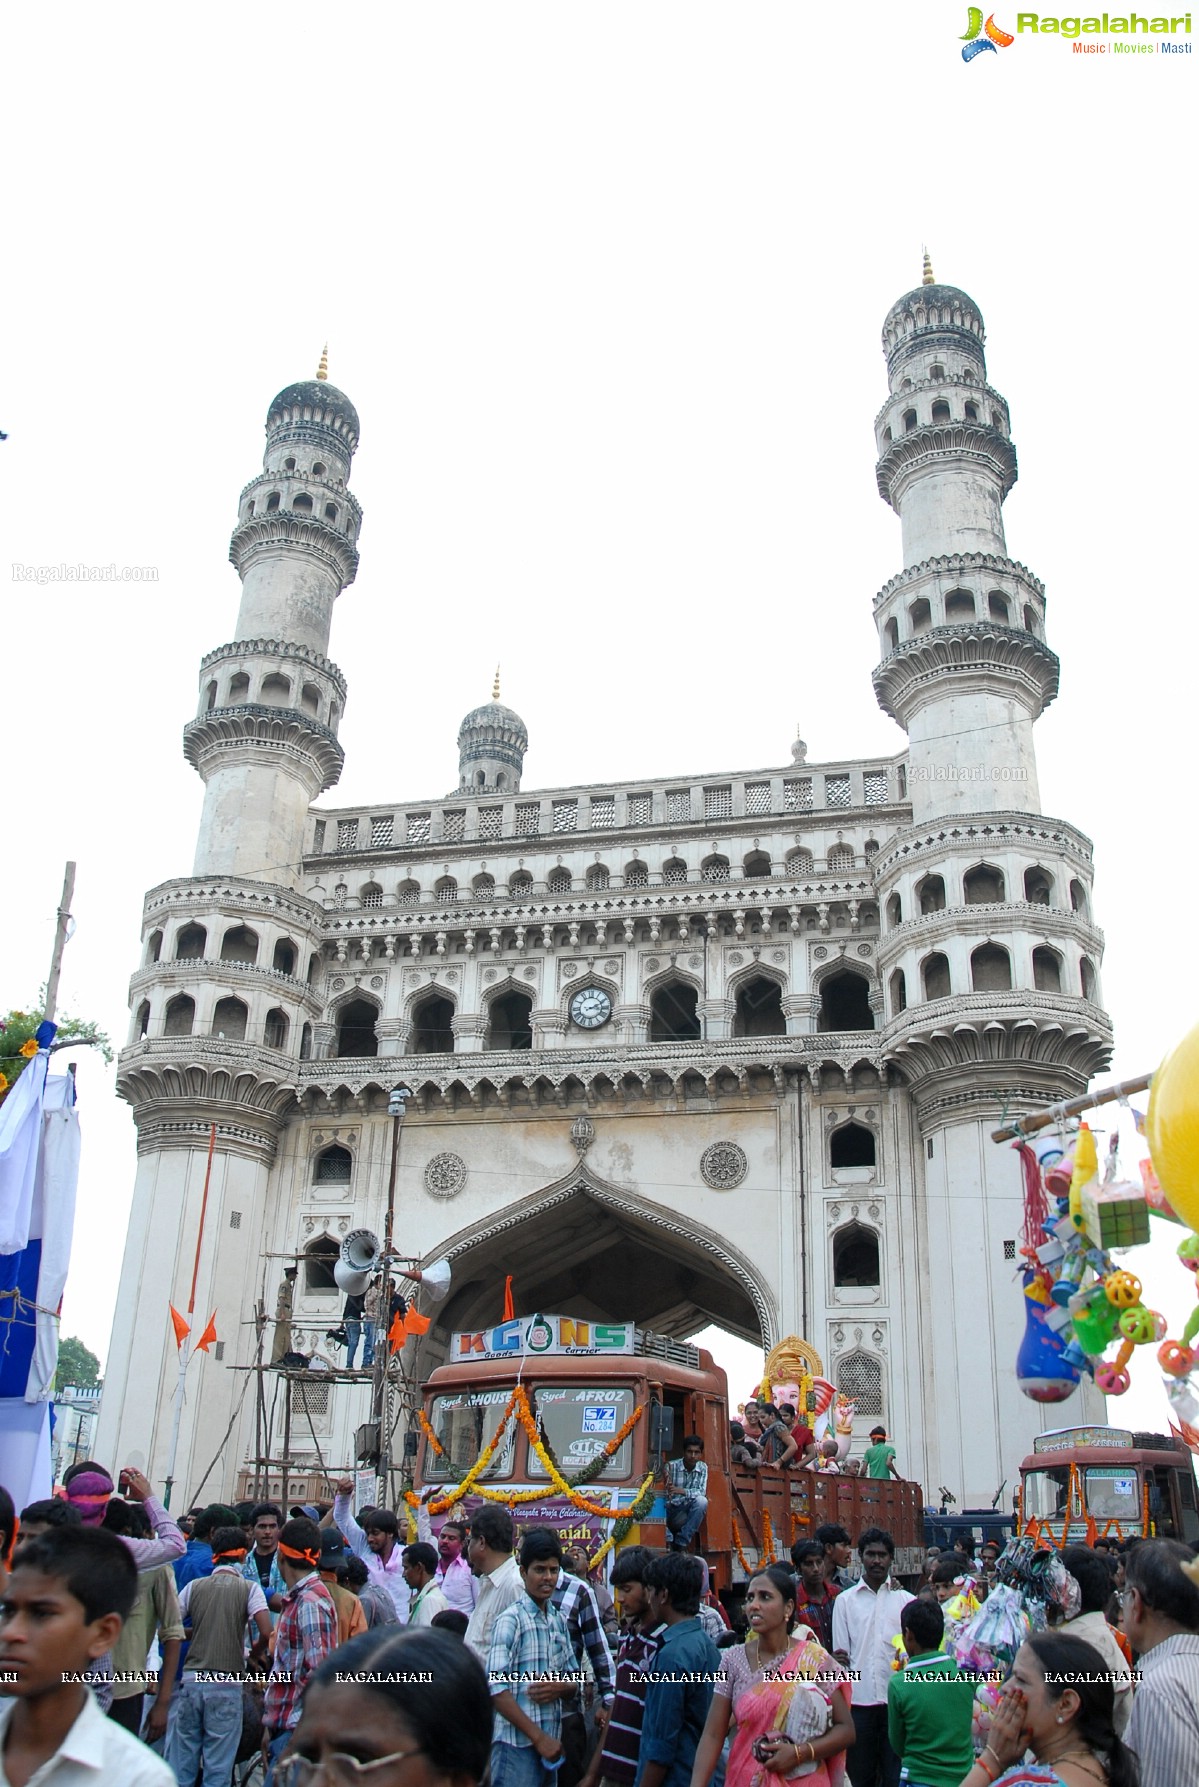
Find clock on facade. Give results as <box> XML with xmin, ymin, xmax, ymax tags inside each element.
<box><xmin>569</xmin><ymin>987</ymin><xmax>612</xmax><ymax>1030</ymax></box>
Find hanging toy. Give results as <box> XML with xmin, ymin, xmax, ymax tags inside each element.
<box><xmin>1017</xmin><ymin>1267</ymin><xmax>1081</xmax><ymax>1402</ymax></box>
<box><xmin>1067</xmin><ymin>1126</ymin><xmax>1098</xmax><ymax>1230</ymax></box>
<box><xmin>1145</xmin><ymin>1020</ymin><xmax>1199</xmax><ymax>1233</ymax></box>
<box><xmin>1104</xmin><ymin>1270</ymin><xmax>1142</xmax><ymax>1309</ymax></box>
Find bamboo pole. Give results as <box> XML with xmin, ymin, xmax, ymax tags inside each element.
<box><xmin>43</xmin><ymin>862</ymin><xmax>76</xmax><ymax>1024</ymax></box>
<box><xmin>990</xmin><ymin>1072</ymin><xmax>1154</xmax><ymax>1143</ymax></box>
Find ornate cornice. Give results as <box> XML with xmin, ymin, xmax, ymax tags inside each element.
<box><xmin>131</xmin><ymin>1113</ymin><xmax>280</xmax><ymax>1163</ymax></box>
<box><xmin>873</xmin><ymin>623</ymin><xmax>1059</xmax><ymax>724</ymax></box>
<box><xmin>876</xmin><ymin>902</ymin><xmax>1105</xmax><ymax>963</ymax></box>
<box><xmin>128</xmin><ymin>958</ymin><xmax>322</xmax><ymax>1007</ymax></box>
<box><xmin>876</xmin><ymin>423</ymin><xmax>1017</xmax><ymax>512</ymax></box>
<box><xmin>871</xmin><ymin>814</ymin><xmax>1094</xmax><ymax>882</ymax></box>
<box><xmin>881</xmin><ymin>991</ymin><xmax>1112</xmax><ymax>1092</ymax></box>
<box><xmin>117</xmin><ymin>1040</ymin><xmax>298</xmax><ymax>1125</ymax></box>
<box><xmin>873</xmin><ymin>551</ymin><xmax>1044</xmax><ymax>609</ymax></box>
<box><xmin>199</xmin><ymin>638</ymin><xmax>348</xmax><ymax>699</ymax></box>
<box><xmin>228</xmin><ymin>513</ymin><xmax>359</xmax><ymax>587</ymax></box>
<box><xmin>183</xmin><ymin>705</ymin><xmax>344</xmax><ymax>792</ymax></box>
<box><xmin>142</xmin><ymin>878</ymin><xmax>326</xmax><ymax>928</ymax></box>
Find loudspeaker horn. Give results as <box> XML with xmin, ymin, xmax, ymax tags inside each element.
<box><xmin>341</xmin><ymin>1229</ymin><xmax>381</xmax><ymax>1272</ymax></box>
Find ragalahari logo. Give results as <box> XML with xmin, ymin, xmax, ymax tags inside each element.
<box><xmin>961</xmin><ymin>8</ymin><xmax>1016</xmax><ymax>57</ymax></box>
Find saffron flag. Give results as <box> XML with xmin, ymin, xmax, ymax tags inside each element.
<box><xmin>194</xmin><ymin>1313</ymin><xmax>218</xmax><ymax>1352</ymax></box>
<box><xmin>503</xmin><ymin>1275</ymin><xmax>515</xmax><ymax>1321</ymax></box>
<box><xmin>402</xmin><ymin>1306</ymin><xmax>430</xmax><ymax>1337</ymax></box>
<box><xmin>387</xmin><ymin>1309</ymin><xmax>406</xmax><ymax>1354</ymax></box>
<box><xmin>169</xmin><ymin>1305</ymin><xmax>190</xmax><ymax>1349</ymax></box>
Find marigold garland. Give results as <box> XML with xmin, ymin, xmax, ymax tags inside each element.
<box><xmin>418</xmin><ymin>1409</ymin><xmax>445</xmax><ymax>1457</ymax></box>
<box><xmin>589</xmin><ymin>1471</ymin><xmax>657</xmax><ymax>1570</ymax></box>
<box><xmin>761</xmin><ymin>1509</ymin><xmax>777</xmax><ymax>1564</ymax></box>
<box><xmin>730</xmin><ymin>1517</ymin><xmax>752</xmax><ymax>1574</ymax></box>
<box><xmin>406</xmin><ymin>1388</ymin><xmax>647</xmax><ymax>1519</ymax></box>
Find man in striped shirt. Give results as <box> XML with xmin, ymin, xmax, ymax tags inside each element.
<box><xmin>1122</xmin><ymin>1536</ymin><xmax>1199</xmax><ymax>1787</ymax></box>
<box><xmin>580</xmin><ymin>1547</ymin><xmax>663</xmax><ymax>1787</ymax></box>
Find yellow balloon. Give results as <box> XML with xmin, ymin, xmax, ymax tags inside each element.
<box><xmin>1146</xmin><ymin>1020</ymin><xmax>1199</xmax><ymax>1233</ymax></box>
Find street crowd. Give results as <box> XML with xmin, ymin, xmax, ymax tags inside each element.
<box><xmin>0</xmin><ymin>1456</ymin><xmax>1197</xmax><ymax>1787</ymax></box>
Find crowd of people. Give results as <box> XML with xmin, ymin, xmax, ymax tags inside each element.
<box><xmin>0</xmin><ymin>1464</ymin><xmax>1197</xmax><ymax>1787</ymax></box>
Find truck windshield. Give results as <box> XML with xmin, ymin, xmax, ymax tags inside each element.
<box><xmin>424</xmin><ymin>1388</ymin><xmax>518</xmax><ymax>1481</ymax></box>
<box><xmin>1085</xmin><ymin>1467</ymin><xmax>1141</xmax><ymax>1523</ymax></box>
<box><xmin>1023</xmin><ymin>1467</ymin><xmax>1070</xmax><ymax>1520</ymax></box>
<box><xmin>527</xmin><ymin>1386</ymin><xmax>636</xmax><ymax>1480</ymax></box>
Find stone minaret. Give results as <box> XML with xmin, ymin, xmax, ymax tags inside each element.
<box><xmin>871</xmin><ymin>259</ymin><xmax>1111</xmax><ymax>1494</ymax></box>
<box><xmin>186</xmin><ymin>352</ymin><xmax>362</xmax><ymax>885</ymax></box>
<box><xmin>96</xmin><ymin>360</ymin><xmax>363</xmax><ymax>1489</ymax></box>
<box><xmin>456</xmin><ymin>670</ymin><xmax>529</xmax><ymax>793</ymax></box>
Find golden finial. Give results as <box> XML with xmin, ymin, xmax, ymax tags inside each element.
<box><xmin>492</xmin><ymin>665</ymin><xmax>501</xmax><ymax>701</ymax></box>
<box><xmin>316</xmin><ymin>344</ymin><xmax>329</xmax><ymax>381</ymax></box>
<box><xmin>922</xmin><ymin>248</ymin><xmax>935</xmax><ymax>286</ymax></box>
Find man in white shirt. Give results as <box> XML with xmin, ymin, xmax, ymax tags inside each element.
<box><xmin>0</xmin><ymin>1525</ymin><xmax>174</xmax><ymax>1787</ymax></box>
<box><xmin>464</xmin><ymin>1505</ymin><xmax>524</xmax><ymax>1662</ymax></box>
<box><xmin>402</xmin><ymin>1543</ymin><xmax>450</xmax><ymax>1628</ymax></box>
<box><xmin>1059</xmin><ymin>1545</ymin><xmax>1132</xmax><ymax>1735</ymax></box>
<box><xmin>331</xmin><ymin>1478</ymin><xmax>409</xmax><ymax>1621</ymax></box>
<box><xmin>831</xmin><ymin>1526</ymin><xmax>913</xmax><ymax>1787</ymax></box>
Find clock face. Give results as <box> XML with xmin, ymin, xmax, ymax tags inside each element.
<box><xmin>570</xmin><ymin>987</ymin><xmax>612</xmax><ymax>1030</ymax></box>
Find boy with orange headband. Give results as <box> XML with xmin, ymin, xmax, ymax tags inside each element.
<box><xmin>168</xmin><ymin>1525</ymin><xmax>273</xmax><ymax>1787</ymax></box>
<box><xmin>261</xmin><ymin>1516</ymin><xmax>337</xmax><ymax>1784</ymax></box>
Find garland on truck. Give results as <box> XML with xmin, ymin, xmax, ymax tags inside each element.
<box><xmin>406</xmin><ymin>1388</ymin><xmax>646</xmax><ymax>1517</ymax></box>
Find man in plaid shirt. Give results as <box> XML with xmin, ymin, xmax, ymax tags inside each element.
<box><xmin>552</xmin><ymin>1562</ymin><xmax>616</xmax><ymax>1784</ymax></box>
<box><xmin>261</xmin><ymin>1518</ymin><xmax>338</xmax><ymax>1784</ymax></box>
<box><xmin>488</xmin><ymin>1528</ymin><xmax>582</xmax><ymax>1787</ymax></box>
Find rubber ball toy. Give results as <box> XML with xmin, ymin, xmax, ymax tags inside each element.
<box><xmin>1146</xmin><ymin>1020</ymin><xmax>1199</xmax><ymax>1234</ymax></box>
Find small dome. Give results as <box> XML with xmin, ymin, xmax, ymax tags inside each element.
<box><xmin>266</xmin><ymin>379</ymin><xmax>360</xmax><ymax>444</ymax></box>
<box><xmin>457</xmin><ymin>700</ymin><xmax>528</xmax><ymax>752</ymax></box>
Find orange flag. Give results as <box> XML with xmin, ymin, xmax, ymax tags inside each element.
<box><xmin>194</xmin><ymin>1313</ymin><xmax>218</xmax><ymax>1353</ymax></box>
<box><xmin>169</xmin><ymin>1306</ymin><xmax>190</xmax><ymax>1349</ymax></box>
<box><xmin>387</xmin><ymin>1310</ymin><xmax>407</xmax><ymax>1354</ymax></box>
<box><xmin>503</xmin><ymin>1275</ymin><xmax>515</xmax><ymax>1321</ymax></box>
<box><xmin>403</xmin><ymin>1306</ymin><xmax>430</xmax><ymax>1337</ymax></box>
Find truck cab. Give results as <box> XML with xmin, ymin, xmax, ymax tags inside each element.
<box><xmin>1019</xmin><ymin>1425</ymin><xmax>1199</xmax><ymax>1546</ymax></box>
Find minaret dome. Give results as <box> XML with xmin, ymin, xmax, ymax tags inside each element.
<box><xmin>457</xmin><ymin>672</ymin><xmax>528</xmax><ymax>792</ymax></box>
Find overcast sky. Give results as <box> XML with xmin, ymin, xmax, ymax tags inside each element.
<box><xmin>3</xmin><ymin>5</ymin><xmax>1195</xmax><ymax>1452</ymax></box>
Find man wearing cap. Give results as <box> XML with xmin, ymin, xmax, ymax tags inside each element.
<box><xmin>262</xmin><ymin>1517</ymin><xmax>338</xmax><ymax>1784</ymax></box>
<box><xmin>318</xmin><ymin>1528</ymin><xmax>369</xmax><ymax>1644</ymax></box>
<box><xmin>862</xmin><ymin>1426</ymin><xmax>902</xmax><ymax>1481</ymax></box>
<box><xmin>169</xmin><ymin>1526</ymin><xmax>272</xmax><ymax>1787</ymax></box>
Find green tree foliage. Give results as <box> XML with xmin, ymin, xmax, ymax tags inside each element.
<box><xmin>57</xmin><ymin>1335</ymin><xmax>102</xmax><ymax>1390</ymax></box>
<box><xmin>0</xmin><ymin>993</ymin><xmax>113</xmax><ymax>1093</ymax></box>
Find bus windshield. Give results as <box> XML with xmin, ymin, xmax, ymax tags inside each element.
<box><xmin>424</xmin><ymin>1388</ymin><xmax>518</xmax><ymax>1481</ymax></box>
<box><xmin>527</xmin><ymin>1386</ymin><xmax>636</xmax><ymax>1480</ymax></box>
<box><xmin>1085</xmin><ymin>1467</ymin><xmax>1141</xmax><ymax>1523</ymax></box>
<box><xmin>1022</xmin><ymin>1467</ymin><xmax>1070</xmax><ymax>1520</ymax></box>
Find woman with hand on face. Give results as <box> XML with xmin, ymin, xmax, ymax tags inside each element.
<box><xmin>961</xmin><ymin>1631</ymin><xmax>1137</xmax><ymax>1787</ymax></box>
<box><xmin>690</xmin><ymin>1565</ymin><xmax>853</xmax><ymax>1787</ymax></box>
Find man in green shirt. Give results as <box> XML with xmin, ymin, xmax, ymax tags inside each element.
<box><xmin>862</xmin><ymin>1425</ymin><xmax>902</xmax><ymax>1480</ymax></box>
<box><xmin>886</xmin><ymin>1600</ymin><xmax>976</xmax><ymax>1787</ymax></box>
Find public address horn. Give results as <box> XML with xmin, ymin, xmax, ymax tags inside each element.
<box><xmin>334</xmin><ymin>1229</ymin><xmax>381</xmax><ymax>1295</ymax></box>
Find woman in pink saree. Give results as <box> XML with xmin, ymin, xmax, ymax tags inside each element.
<box><xmin>690</xmin><ymin>1565</ymin><xmax>854</xmax><ymax>1787</ymax></box>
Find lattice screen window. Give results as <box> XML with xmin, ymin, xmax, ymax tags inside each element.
<box><xmin>590</xmin><ymin>796</ymin><xmax>615</xmax><ymax>829</ymax></box>
<box><xmin>398</xmin><ymin>883</ymin><xmax>420</xmax><ymax>904</ymax></box>
<box><xmin>229</xmin><ymin>1210</ymin><xmax>242</xmax><ymax>1229</ymax></box>
<box><xmin>1003</xmin><ymin>1239</ymin><xmax>1017</xmax><ymax>1260</ymax></box>
<box><xmin>836</xmin><ymin>1350</ymin><xmax>884</xmax><ymax>1418</ymax></box>
<box><xmin>315</xmin><ymin>1147</ymin><xmax>352</xmax><ymax>1182</ymax></box>
<box><xmin>312</xmin><ymin>821</ymin><xmax>326</xmax><ymax>854</ymax></box>
<box><xmin>214</xmin><ymin>1341</ymin><xmax>225</xmax><ymax>1360</ymax></box>
<box><xmin>627</xmin><ymin>794</ymin><xmax>652</xmax><ymax>825</ymax></box>
<box><xmin>783</xmin><ymin>780</ymin><xmax>813</xmax><ymax>812</ymax></box>
<box><xmin>863</xmin><ymin>772</ymin><xmax>889</xmax><ymax>807</ymax></box>
<box><xmin>704</xmin><ymin>786</ymin><xmax>732</xmax><ymax>820</ymax></box>
<box><xmin>745</xmin><ymin>782</ymin><xmax>771</xmax><ymax>815</ymax></box>
<box><xmin>336</xmin><ymin>820</ymin><xmax>359</xmax><ymax>851</ymax></box>
<box><xmin>663</xmin><ymin>863</ymin><xmax>688</xmax><ymax>885</ymax></box>
<box><xmin>624</xmin><ymin>864</ymin><xmax>649</xmax><ymax>887</ymax></box>
<box><xmin>369</xmin><ymin>816</ymin><xmax>394</xmax><ymax>847</ymax></box>
<box><xmin>665</xmin><ymin>791</ymin><xmax>691</xmax><ymax>823</ymax></box>
<box><xmin>827</xmin><ymin>845</ymin><xmax>855</xmax><ymax>872</ymax></box>
<box><xmin>479</xmin><ymin>808</ymin><xmax>503</xmax><ymax>840</ymax></box>
<box><xmin>442</xmin><ymin>811</ymin><xmax>466</xmax><ymax>842</ymax></box>
<box><xmin>406</xmin><ymin>813</ymin><xmax>431</xmax><ymax>844</ymax></box>
<box><xmin>826</xmin><ymin>776</ymin><xmax>852</xmax><ymax>809</ymax></box>
<box><xmin>515</xmin><ymin>803</ymin><xmax>541</xmax><ymax>836</ymax></box>
<box><xmin>553</xmin><ymin>801</ymin><xmax>578</xmax><ymax>833</ymax></box>
<box><xmin>701</xmin><ymin>861</ymin><xmax>730</xmax><ymax>882</ymax></box>
<box><xmin>360</xmin><ymin>887</ymin><xmax>383</xmax><ymax>907</ymax></box>
<box><xmin>291</xmin><ymin>1379</ymin><xmax>331</xmax><ymax>1423</ymax></box>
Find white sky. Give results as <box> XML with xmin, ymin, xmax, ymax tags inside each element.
<box><xmin>3</xmin><ymin>5</ymin><xmax>1196</xmax><ymax>1470</ymax></box>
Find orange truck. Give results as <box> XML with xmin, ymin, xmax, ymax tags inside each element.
<box><xmin>1018</xmin><ymin>1424</ymin><xmax>1199</xmax><ymax>1546</ymax></box>
<box><xmin>413</xmin><ymin>1315</ymin><xmax>926</xmax><ymax>1595</ymax></box>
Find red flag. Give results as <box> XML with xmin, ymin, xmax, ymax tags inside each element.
<box><xmin>388</xmin><ymin>1310</ymin><xmax>407</xmax><ymax>1354</ymax></box>
<box><xmin>169</xmin><ymin>1306</ymin><xmax>190</xmax><ymax>1349</ymax></box>
<box><xmin>194</xmin><ymin>1313</ymin><xmax>218</xmax><ymax>1353</ymax></box>
<box><xmin>403</xmin><ymin>1306</ymin><xmax>430</xmax><ymax>1337</ymax></box>
<box><xmin>503</xmin><ymin>1275</ymin><xmax>515</xmax><ymax>1321</ymax></box>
